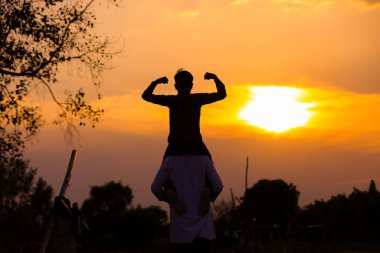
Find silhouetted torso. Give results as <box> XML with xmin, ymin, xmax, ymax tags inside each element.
<box><xmin>144</xmin><ymin>92</ymin><xmax>225</xmax><ymax>158</ymax></box>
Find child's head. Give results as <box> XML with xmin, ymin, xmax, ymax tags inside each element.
<box><xmin>174</xmin><ymin>69</ymin><xmax>193</xmax><ymax>94</ymax></box>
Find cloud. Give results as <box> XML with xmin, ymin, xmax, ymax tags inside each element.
<box><xmin>356</xmin><ymin>0</ymin><xmax>380</xmax><ymax>5</ymax></box>
<box><xmin>234</xmin><ymin>0</ymin><xmax>250</xmax><ymax>4</ymax></box>
<box><xmin>179</xmin><ymin>9</ymin><xmax>200</xmax><ymax>18</ymax></box>
<box><xmin>267</xmin><ymin>0</ymin><xmax>380</xmax><ymax>8</ymax></box>
<box><xmin>267</xmin><ymin>0</ymin><xmax>333</xmax><ymax>10</ymax></box>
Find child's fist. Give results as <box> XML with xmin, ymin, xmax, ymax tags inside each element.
<box><xmin>204</xmin><ymin>72</ymin><xmax>217</xmax><ymax>80</ymax></box>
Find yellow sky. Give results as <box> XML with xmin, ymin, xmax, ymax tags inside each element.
<box><xmin>26</xmin><ymin>0</ymin><xmax>380</xmax><ymax>208</ymax></box>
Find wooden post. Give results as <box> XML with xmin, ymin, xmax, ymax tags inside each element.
<box><xmin>59</xmin><ymin>150</ymin><xmax>77</xmax><ymax>197</ymax></box>
<box><xmin>245</xmin><ymin>156</ymin><xmax>249</xmax><ymax>193</ymax></box>
<box><xmin>230</xmin><ymin>188</ymin><xmax>236</xmax><ymax>208</ymax></box>
<box><xmin>38</xmin><ymin>149</ymin><xmax>78</xmax><ymax>253</ymax></box>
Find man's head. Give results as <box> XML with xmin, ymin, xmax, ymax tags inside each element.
<box><xmin>174</xmin><ymin>69</ymin><xmax>193</xmax><ymax>94</ymax></box>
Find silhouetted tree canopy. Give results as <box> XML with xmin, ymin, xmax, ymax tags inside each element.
<box><xmin>300</xmin><ymin>180</ymin><xmax>380</xmax><ymax>242</ymax></box>
<box><xmin>238</xmin><ymin>179</ymin><xmax>300</xmax><ymax>232</ymax></box>
<box><xmin>81</xmin><ymin>181</ymin><xmax>168</xmax><ymax>250</ymax></box>
<box><xmin>0</xmin><ymin>143</ymin><xmax>52</xmax><ymax>213</ymax></box>
<box><xmin>120</xmin><ymin>206</ymin><xmax>168</xmax><ymax>247</ymax></box>
<box><xmin>0</xmin><ymin>0</ymin><xmax>119</xmax><ymax>148</ymax></box>
<box><xmin>0</xmin><ymin>149</ymin><xmax>53</xmax><ymax>252</ymax></box>
<box><xmin>81</xmin><ymin>181</ymin><xmax>133</xmax><ymax>219</ymax></box>
<box><xmin>216</xmin><ymin>180</ymin><xmax>380</xmax><ymax>252</ymax></box>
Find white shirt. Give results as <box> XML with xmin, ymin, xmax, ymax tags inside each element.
<box><xmin>151</xmin><ymin>155</ymin><xmax>223</xmax><ymax>243</ymax></box>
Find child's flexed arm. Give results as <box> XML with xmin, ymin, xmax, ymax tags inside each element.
<box><xmin>142</xmin><ymin>76</ymin><xmax>168</xmax><ymax>102</ymax></box>
<box><xmin>202</xmin><ymin>72</ymin><xmax>227</xmax><ymax>104</ymax></box>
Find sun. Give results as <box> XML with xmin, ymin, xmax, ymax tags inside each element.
<box><xmin>238</xmin><ymin>86</ymin><xmax>315</xmax><ymax>133</ymax></box>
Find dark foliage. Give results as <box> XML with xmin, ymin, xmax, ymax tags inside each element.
<box><xmin>300</xmin><ymin>180</ymin><xmax>380</xmax><ymax>243</ymax></box>
<box><xmin>215</xmin><ymin>179</ymin><xmax>380</xmax><ymax>253</ymax></box>
<box><xmin>239</xmin><ymin>179</ymin><xmax>300</xmax><ymax>233</ymax></box>
<box><xmin>81</xmin><ymin>181</ymin><xmax>133</xmax><ymax>219</ymax></box>
<box><xmin>81</xmin><ymin>181</ymin><xmax>168</xmax><ymax>251</ymax></box>
<box><xmin>0</xmin><ymin>141</ymin><xmax>53</xmax><ymax>253</ymax></box>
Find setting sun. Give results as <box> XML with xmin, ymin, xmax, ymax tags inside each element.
<box><xmin>238</xmin><ymin>86</ymin><xmax>315</xmax><ymax>133</ymax></box>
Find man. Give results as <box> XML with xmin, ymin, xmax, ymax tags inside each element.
<box><xmin>152</xmin><ymin>155</ymin><xmax>223</xmax><ymax>253</ymax></box>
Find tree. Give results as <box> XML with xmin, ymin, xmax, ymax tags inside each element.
<box><xmin>80</xmin><ymin>181</ymin><xmax>134</xmax><ymax>249</ymax></box>
<box><xmin>238</xmin><ymin>179</ymin><xmax>300</xmax><ymax>233</ymax></box>
<box><xmin>1</xmin><ymin>1</ymin><xmax>119</xmax><ymax>250</ymax></box>
<box><xmin>0</xmin><ymin>139</ymin><xmax>52</xmax><ymax>213</ymax></box>
<box><xmin>0</xmin><ymin>0</ymin><xmax>119</xmax><ymax>145</ymax></box>
<box><xmin>300</xmin><ymin>180</ymin><xmax>380</xmax><ymax>243</ymax></box>
<box><xmin>120</xmin><ymin>206</ymin><xmax>168</xmax><ymax>247</ymax></box>
<box><xmin>81</xmin><ymin>180</ymin><xmax>133</xmax><ymax>220</ymax></box>
<box><xmin>0</xmin><ymin>148</ymin><xmax>53</xmax><ymax>252</ymax></box>
<box><xmin>81</xmin><ymin>181</ymin><xmax>168</xmax><ymax>250</ymax></box>
<box><xmin>368</xmin><ymin>179</ymin><xmax>380</xmax><ymax>198</ymax></box>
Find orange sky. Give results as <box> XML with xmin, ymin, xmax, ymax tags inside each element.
<box><xmin>26</xmin><ymin>0</ymin><xmax>380</xmax><ymax>209</ymax></box>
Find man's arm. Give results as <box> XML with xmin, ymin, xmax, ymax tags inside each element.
<box><xmin>142</xmin><ymin>77</ymin><xmax>169</xmax><ymax>105</ymax></box>
<box><xmin>201</xmin><ymin>72</ymin><xmax>227</xmax><ymax>105</ymax></box>
<box><xmin>205</xmin><ymin>159</ymin><xmax>223</xmax><ymax>201</ymax></box>
<box><xmin>151</xmin><ymin>159</ymin><xmax>170</xmax><ymax>202</ymax></box>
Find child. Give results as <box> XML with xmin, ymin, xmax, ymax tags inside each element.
<box><xmin>142</xmin><ymin>69</ymin><xmax>226</xmax><ymax>215</ymax></box>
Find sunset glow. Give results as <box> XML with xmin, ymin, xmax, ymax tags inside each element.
<box><xmin>238</xmin><ymin>86</ymin><xmax>315</xmax><ymax>133</ymax></box>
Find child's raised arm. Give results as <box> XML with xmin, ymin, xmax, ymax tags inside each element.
<box><xmin>142</xmin><ymin>76</ymin><xmax>168</xmax><ymax>101</ymax></box>
<box><xmin>201</xmin><ymin>72</ymin><xmax>227</xmax><ymax>104</ymax></box>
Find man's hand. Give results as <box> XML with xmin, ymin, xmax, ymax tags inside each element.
<box><xmin>153</xmin><ymin>76</ymin><xmax>169</xmax><ymax>84</ymax></box>
<box><xmin>204</xmin><ymin>72</ymin><xmax>217</xmax><ymax>80</ymax></box>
